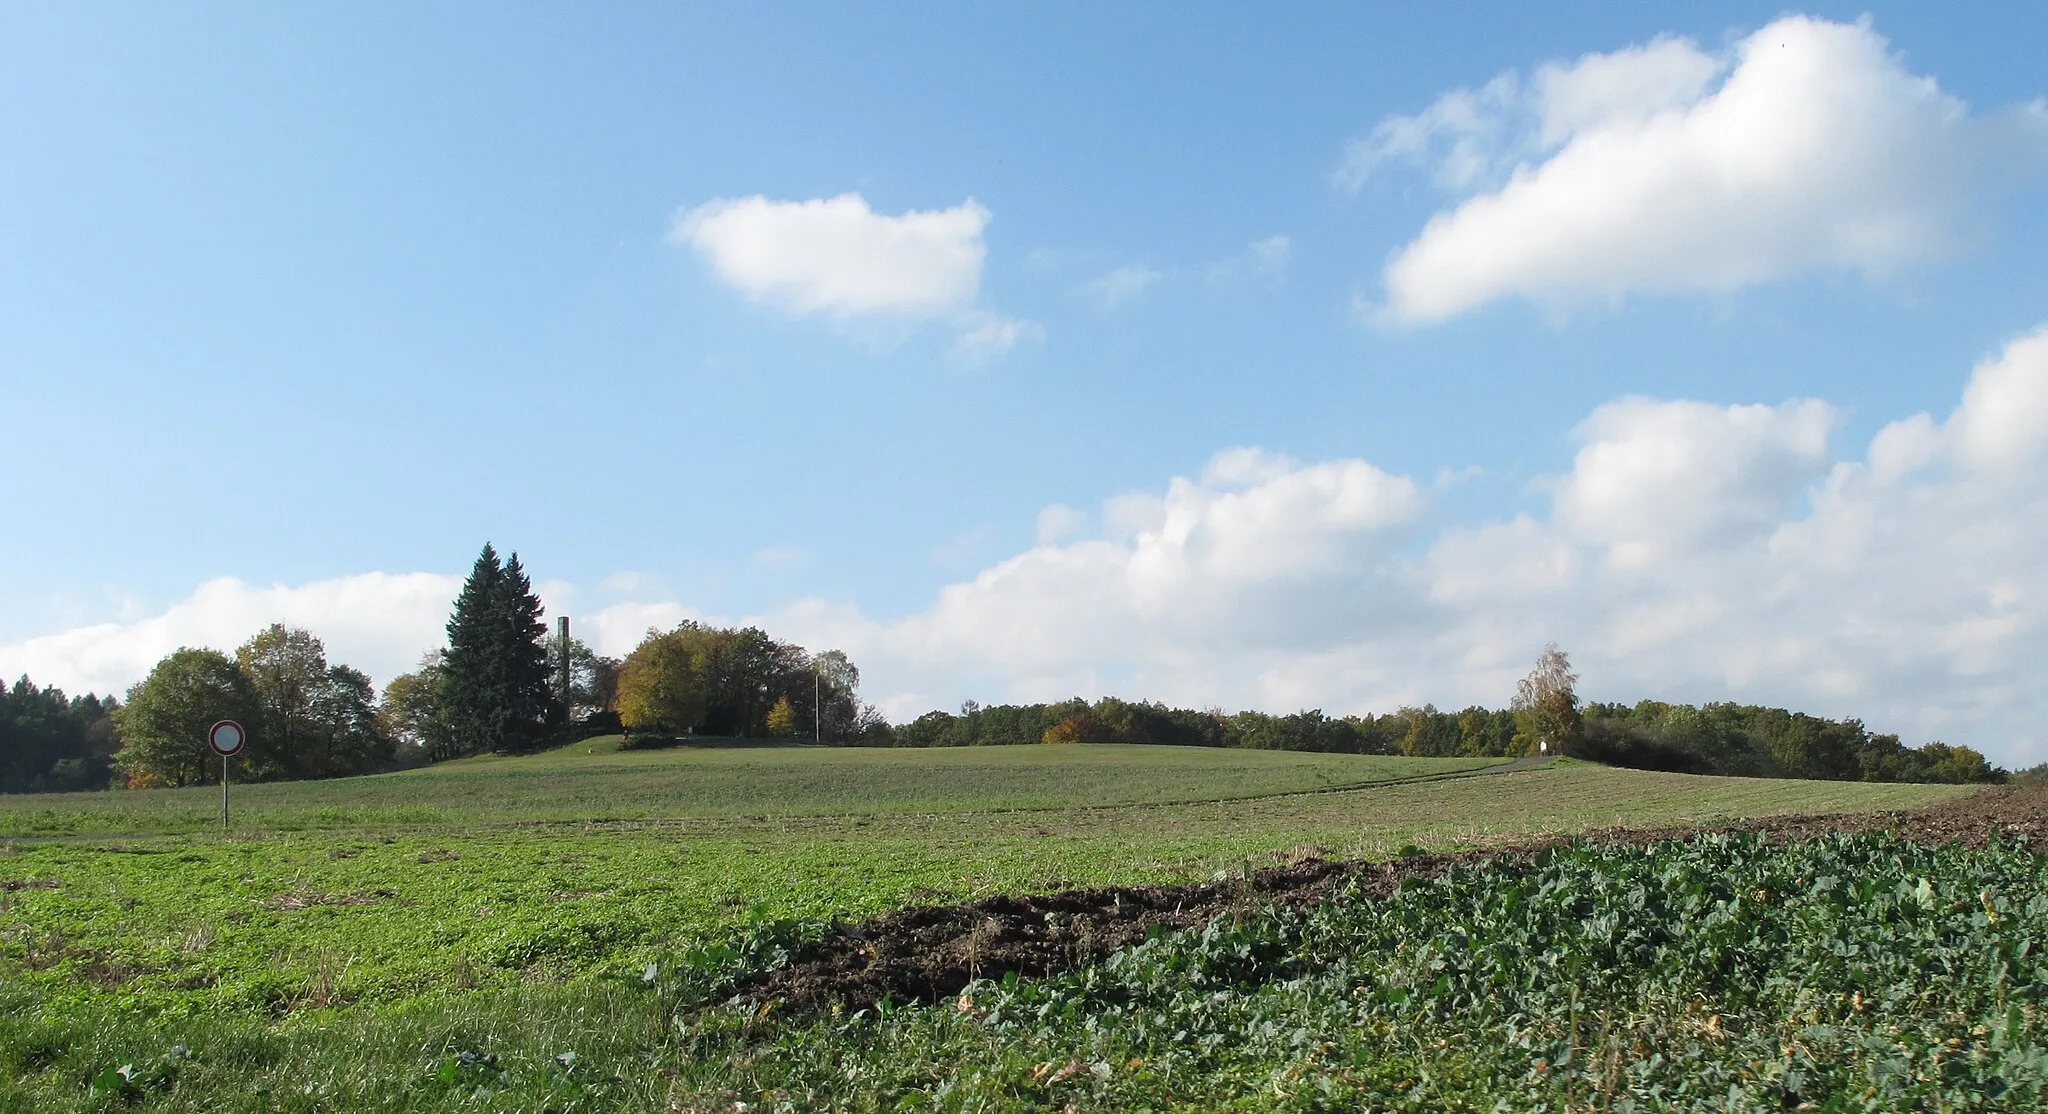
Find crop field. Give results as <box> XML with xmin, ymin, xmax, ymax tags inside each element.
<box><xmin>0</xmin><ymin>742</ymin><xmax>2017</xmax><ymax>1111</ymax></box>
<box><xmin>0</xmin><ymin>740</ymin><xmax>1507</xmax><ymax>835</ymax></box>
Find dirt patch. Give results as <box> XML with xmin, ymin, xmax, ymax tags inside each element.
<box><xmin>265</xmin><ymin>888</ymin><xmax>397</xmax><ymax>911</ymax></box>
<box><xmin>0</xmin><ymin>879</ymin><xmax>60</xmax><ymax>892</ymax></box>
<box><xmin>74</xmin><ymin>954</ymin><xmax>155</xmax><ymax>990</ymax></box>
<box><xmin>744</xmin><ymin>784</ymin><xmax>2048</xmax><ymax>1014</ymax></box>
<box><xmin>12</xmin><ymin>927</ymin><xmax>156</xmax><ymax>989</ymax></box>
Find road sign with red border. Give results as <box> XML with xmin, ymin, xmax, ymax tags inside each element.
<box><xmin>208</xmin><ymin>719</ymin><xmax>246</xmax><ymax>757</ymax></box>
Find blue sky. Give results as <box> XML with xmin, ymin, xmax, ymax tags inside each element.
<box><xmin>6</xmin><ymin>4</ymin><xmax>2048</xmax><ymax>763</ymax></box>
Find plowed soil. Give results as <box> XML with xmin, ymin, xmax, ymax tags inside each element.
<box><xmin>745</xmin><ymin>783</ymin><xmax>2048</xmax><ymax>1013</ymax></box>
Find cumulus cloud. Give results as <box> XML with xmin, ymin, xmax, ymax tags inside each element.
<box><xmin>577</xmin><ymin>601</ymin><xmax>701</xmax><ymax>658</ymax></box>
<box><xmin>0</xmin><ymin>573</ymin><xmax>461</xmax><ymax>698</ymax></box>
<box><xmin>14</xmin><ymin>330</ymin><xmax>2048</xmax><ymax>765</ymax></box>
<box><xmin>1335</xmin><ymin>72</ymin><xmax>1524</xmax><ymax>192</ymax></box>
<box><xmin>773</xmin><ymin>451</ymin><xmax>1429</xmax><ymax>703</ymax></box>
<box><xmin>673</xmin><ymin>193</ymin><xmax>987</xmax><ymax>316</ymax></box>
<box><xmin>1344</xmin><ymin>16</ymin><xmax>2048</xmax><ymax>323</ymax></box>
<box><xmin>1552</xmin><ymin>397</ymin><xmax>1836</xmax><ymax>569</ymax></box>
<box><xmin>0</xmin><ymin>571</ymin><xmax>711</xmax><ymax>699</ymax></box>
<box><xmin>1034</xmin><ymin>504</ymin><xmax>1087</xmax><ymax>545</ymax></box>
<box><xmin>672</xmin><ymin>192</ymin><xmax>1040</xmax><ymax>360</ymax></box>
<box><xmin>757</xmin><ymin>326</ymin><xmax>2048</xmax><ymax>765</ymax></box>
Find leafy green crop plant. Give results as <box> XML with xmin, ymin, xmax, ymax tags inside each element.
<box><xmin>674</xmin><ymin>830</ymin><xmax>2048</xmax><ymax>1110</ymax></box>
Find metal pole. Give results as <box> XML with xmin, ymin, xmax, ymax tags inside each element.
<box><xmin>815</xmin><ymin>665</ymin><xmax>821</xmax><ymax>742</ymax></box>
<box><xmin>559</xmin><ymin>616</ymin><xmax>571</xmax><ymax>724</ymax></box>
<box><xmin>221</xmin><ymin>754</ymin><xmax>229</xmax><ymax>830</ymax></box>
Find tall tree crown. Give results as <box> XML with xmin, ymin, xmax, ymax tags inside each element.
<box><xmin>441</xmin><ymin>543</ymin><xmax>557</xmax><ymax>754</ymax></box>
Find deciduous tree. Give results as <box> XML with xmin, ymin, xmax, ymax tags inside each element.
<box><xmin>1511</xmin><ymin>643</ymin><xmax>1582</xmax><ymax>756</ymax></box>
<box><xmin>615</xmin><ymin>626</ymin><xmax>710</xmax><ymax>737</ymax></box>
<box><xmin>380</xmin><ymin>652</ymin><xmax>458</xmax><ymax>761</ymax></box>
<box><xmin>113</xmin><ymin>649</ymin><xmax>263</xmax><ymax>787</ymax></box>
<box><xmin>236</xmin><ymin>624</ymin><xmax>390</xmax><ymax>778</ymax></box>
<box><xmin>614</xmin><ymin>625</ymin><xmax>869</xmax><ymax>740</ymax></box>
<box><xmin>766</xmin><ymin>696</ymin><xmax>797</xmax><ymax>737</ymax></box>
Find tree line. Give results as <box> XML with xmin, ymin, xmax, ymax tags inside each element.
<box><xmin>871</xmin><ymin>695</ymin><xmax>2000</xmax><ymax>783</ymax></box>
<box><xmin>2</xmin><ymin>544</ymin><xmax>611</xmax><ymax>789</ymax></box>
<box><xmin>0</xmin><ymin>679</ymin><xmax>120</xmax><ymax>792</ymax></box>
<box><xmin>863</xmin><ymin>646</ymin><xmax>2006</xmax><ymax>785</ymax></box>
<box><xmin>0</xmin><ymin>586</ymin><xmax>2015</xmax><ymax>790</ymax></box>
<box><xmin>1</xmin><ymin>544</ymin><xmax>887</xmax><ymax>791</ymax></box>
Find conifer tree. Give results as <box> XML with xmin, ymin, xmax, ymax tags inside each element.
<box><xmin>495</xmin><ymin>551</ymin><xmax>558</xmax><ymax>747</ymax></box>
<box><xmin>442</xmin><ymin>544</ymin><xmax>558</xmax><ymax>755</ymax></box>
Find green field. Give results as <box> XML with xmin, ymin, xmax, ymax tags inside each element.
<box><xmin>0</xmin><ymin>740</ymin><xmax>1507</xmax><ymax>835</ymax></box>
<box><xmin>0</xmin><ymin>742</ymin><xmax>1995</xmax><ymax>1110</ymax></box>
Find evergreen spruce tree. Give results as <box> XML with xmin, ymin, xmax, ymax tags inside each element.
<box><xmin>443</xmin><ymin>544</ymin><xmax>559</xmax><ymax>755</ymax></box>
<box><xmin>495</xmin><ymin>550</ymin><xmax>558</xmax><ymax>748</ymax></box>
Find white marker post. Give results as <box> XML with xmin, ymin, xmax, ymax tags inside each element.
<box><xmin>208</xmin><ymin>720</ymin><xmax>246</xmax><ymax>830</ymax></box>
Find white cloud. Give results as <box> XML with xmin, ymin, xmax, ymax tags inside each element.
<box><xmin>1084</xmin><ymin>264</ymin><xmax>1162</xmax><ymax>309</ymax></box>
<box><xmin>0</xmin><ymin>573</ymin><xmax>461</xmax><ymax>698</ymax></box>
<box><xmin>1201</xmin><ymin>446</ymin><xmax>1298</xmax><ymax>488</ymax></box>
<box><xmin>578</xmin><ymin>601</ymin><xmax>702</xmax><ymax>659</ymax></box>
<box><xmin>1034</xmin><ymin>504</ymin><xmax>1087</xmax><ymax>545</ymax></box>
<box><xmin>1335</xmin><ymin>72</ymin><xmax>1522</xmax><ymax>192</ymax></box>
<box><xmin>1533</xmin><ymin>35</ymin><xmax>1724</xmax><ymax>147</ymax></box>
<box><xmin>930</xmin><ymin>524</ymin><xmax>997</xmax><ymax>568</ymax></box>
<box><xmin>15</xmin><ymin>329</ymin><xmax>2048</xmax><ymax>765</ymax></box>
<box><xmin>673</xmin><ymin>193</ymin><xmax>988</xmax><ymax>317</ymax></box>
<box><xmin>1345</xmin><ymin>16</ymin><xmax>2048</xmax><ymax>324</ymax></box>
<box><xmin>672</xmin><ymin>192</ymin><xmax>1039</xmax><ymax>361</ymax></box>
<box><xmin>758</xmin><ymin>326</ymin><xmax>2048</xmax><ymax>766</ymax></box>
<box><xmin>947</xmin><ymin>314</ymin><xmax>1045</xmax><ymax>367</ymax></box>
<box><xmin>1552</xmin><ymin>397</ymin><xmax>1836</xmax><ymax>568</ymax></box>
<box><xmin>1949</xmin><ymin>327</ymin><xmax>2048</xmax><ymax>475</ymax></box>
<box><xmin>775</xmin><ymin>452</ymin><xmax>1428</xmax><ymax>694</ymax></box>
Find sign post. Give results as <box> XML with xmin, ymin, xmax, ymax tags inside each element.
<box><xmin>208</xmin><ymin>720</ymin><xmax>246</xmax><ymax>830</ymax></box>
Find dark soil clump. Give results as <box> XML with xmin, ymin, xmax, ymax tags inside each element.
<box><xmin>744</xmin><ymin>784</ymin><xmax>2048</xmax><ymax>1014</ymax></box>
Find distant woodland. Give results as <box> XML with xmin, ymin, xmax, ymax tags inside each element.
<box><xmin>877</xmin><ymin>695</ymin><xmax>2004</xmax><ymax>785</ymax></box>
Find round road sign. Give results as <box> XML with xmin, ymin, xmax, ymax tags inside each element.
<box><xmin>208</xmin><ymin>719</ymin><xmax>246</xmax><ymax>757</ymax></box>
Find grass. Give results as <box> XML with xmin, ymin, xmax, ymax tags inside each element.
<box><xmin>0</xmin><ymin>740</ymin><xmax>1504</xmax><ymax>835</ymax></box>
<box><xmin>0</xmin><ymin>743</ymin><xmax>1988</xmax><ymax>1111</ymax></box>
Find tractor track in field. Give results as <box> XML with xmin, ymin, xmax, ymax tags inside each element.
<box><xmin>741</xmin><ymin>782</ymin><xmax>2048</xmax><ymax>1015</ymax></box>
